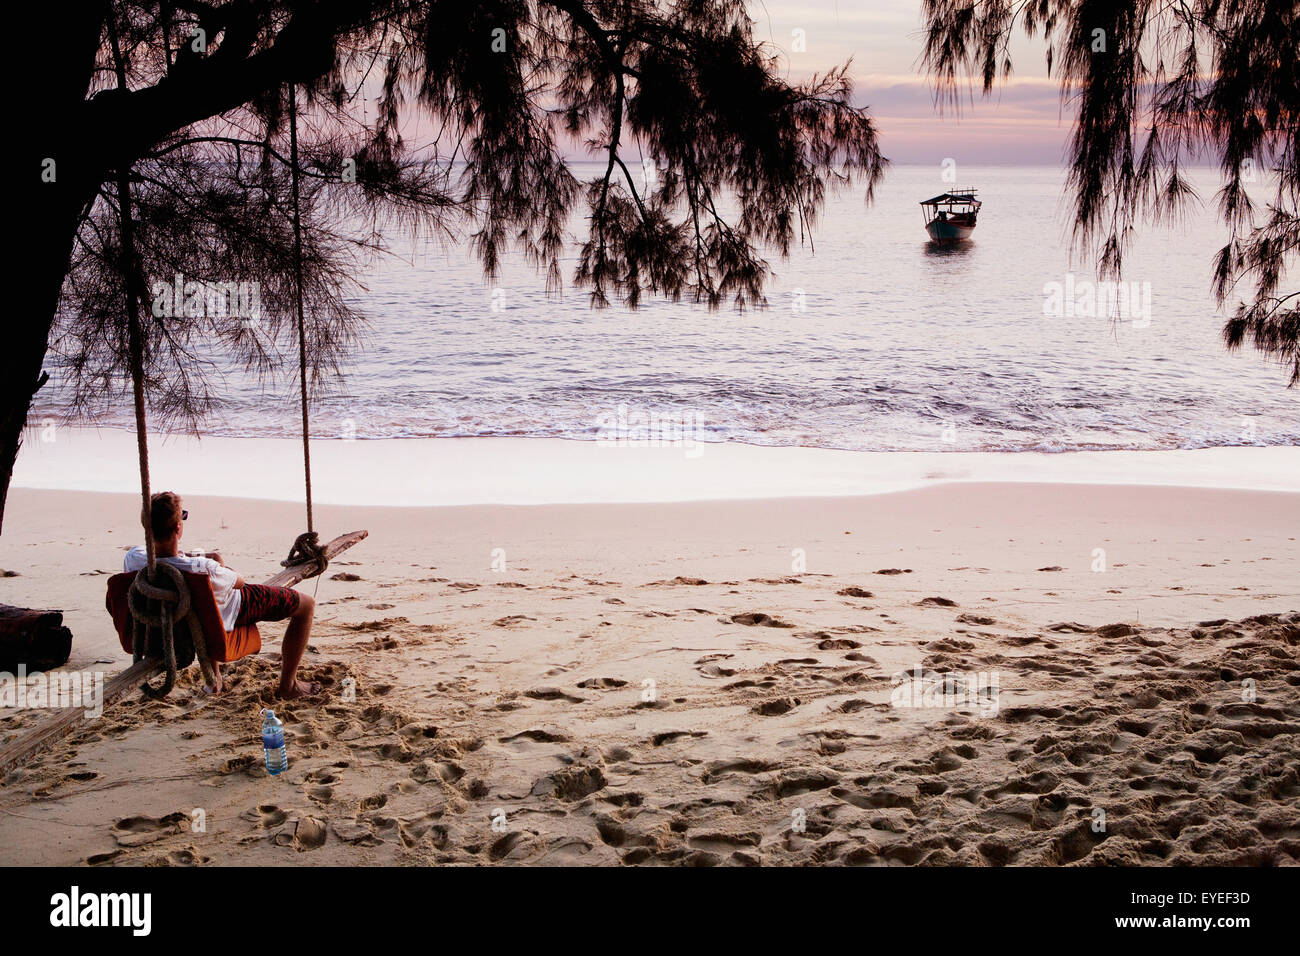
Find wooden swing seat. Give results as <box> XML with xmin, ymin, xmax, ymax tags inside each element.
<box><xmin>105</xmin><ymin>570</ymin><xmax>261</xmax><ymax>664</ymax></box>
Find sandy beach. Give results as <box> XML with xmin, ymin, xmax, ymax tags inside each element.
<box><xmin>16</xmin><ymin>0</ymin><xmax>1300</xmax><ymax>933</ymax></box>
<box><xmin>1</xmin><ymin>473</ymin><xmax>1297</xmax><ymax>866</ymax></box>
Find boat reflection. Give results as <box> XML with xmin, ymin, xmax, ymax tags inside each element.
<box><xmin>923</xmin><ymin>239</ymin><xmax>976</xmax><ymax>258</ymax></box>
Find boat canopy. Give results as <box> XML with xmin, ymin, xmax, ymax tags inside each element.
<box><xmin>919</xmin><ymin>190</ymin><xmax>979</xmax><ymax>207</ymax></box>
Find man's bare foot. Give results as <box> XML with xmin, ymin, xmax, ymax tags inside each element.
<box><xmin>275</xmin><ymin>678</ymin><xmax>322</xmax><ymax>700</ymax></box>
<box><xmin>201</xmin><ymin>670</ymin><xmax>225</xmax><ymax>696</ymax></box>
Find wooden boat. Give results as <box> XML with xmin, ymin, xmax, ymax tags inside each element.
<box><xmin>920</xmin><ymin>189</ymin><xmax>981</xmax><ymax>242</ymax></box>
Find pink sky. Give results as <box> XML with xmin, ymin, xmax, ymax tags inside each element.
<box><xmin>751</xmin><ymin>1</ymin><xmax>1072</xmax><ymax>164</ymax></box>
<box><xmin>394</xmin><ymin>2</ymin><xmax>1075</xmax><ymax>166</ymax></box>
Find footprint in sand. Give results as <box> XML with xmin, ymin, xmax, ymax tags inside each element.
<box><xmin>306</xmin><ymin>784</ymin><xmax>335</xmax><ymax>805</ymax></box>
<box><xmin>112</xmin><ymin>812</ymin><xmax>189</xmax><ymax>848</ymax></box>
<box><xmin>155</xmin><ymin>847</ymin><xmax>209</xmax><ymax>866</ymax></box>
<box><xmin>411</xmin><ymin>759</ymin><xmax>466</xmax><ymax>785</ymax></box>
<box><xmin>698</xmin><ymin>662</ymin><xmax>737</xmax><ymax>677</ymax></box>
<box><xmin>488</xmin><ymin>831</ymin><xmax>536</xmax><ymax>862</ymax></box>
<box><xmin>531</xmin><ymin>766</ymin><xmax>606</xmax><ymax>801</ymax></box>
<box><xmin>304</xmin><ymin>766</ymin><xmax>343</xmax><ymax>783</ymax></box>
<box><xmin>524</xmin><ymin>687</ymin><xmax>586</xmax><ymax>704</ymax></box>
<box><xmin>500</xmin><ymin>729</ymin><xmax>570</xmax><ymax>744</ymax></box>
<box><xmin>755</xmin><ymin>768</ymin><xmax>840</xmax><ymax>799</ymax></box>
<box><xmin>397</xmin><ymin>722</ymin><xmax>439</xmax><ymax>742</ymax></box>
<box><xmin>925</xmin><ymin>637</ymin><xmax>975</xmax><ymax>651</ymax></box>
<box><xmin>331</xmin><ymin>818</ymin><xmax>383</xmax><ymax>847</ymax></box>
<box><xmin>751</xmin><ymin>697</ymin><xmax>801</xmax><ymax>716</ymax></box>
<box><xmin>701</xmin><ymin>758</ymin><xmax>779</xmax><ymax>783</ymax></box>
<box><xmin>216</xmin><ymin>754</ymin><xmax>259</xmax><ymax>776</ymax></box>
<box><xmin>273</xmin><ymin>815</ymin><xmax>327</xmax><ymax>851</ymax></box>
<box><xmin>241</xmin><ymin>804</ymin><xmax>289</xmax><ymax>828</ymax></box>
<box><xmin>651</xmin><ymin>730</ymin><xmax>708</xmax><ymax>746</ymax></box>
<box><xmin>835</xmin><ymin>698</ymin><xmax>874</xmax><ymax>714</ymax></box>
<box><xmin>1095</xmin><ymin>623</ymin><xmax>1140</xmax><ymax>638</ymax></box>
<box><xmin>345</xmin><ymin>617</ymin><xmax>410</xmax><ymax>633</ymax></box>
<box><xmin>696</xmin><ymin>655</ymin><xmax>738</xmax><ymax>676</ymax></box>
<box><xmin>1047</xmin><ymin>622</ymin><xmax>1097</xmax><ymax>636</ymax></box>
<box><xmin>729</xmin><ymin>612</ymin><xmax>796</xmax><ymax>628</ymax></box>
<box><xmin>688</xmin><ymin>831</ymin><xmax>763</xmax><ymax>852</ymax></box>
<box><xmin>1003</xmin><ymin>635</ymin><xmax>1042</xmax><ymax>646</ymax></box>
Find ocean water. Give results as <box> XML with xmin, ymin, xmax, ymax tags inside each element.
<box><xmin>46</xmin><ymin>164</ymin><xmax>1300</xmax><ymax>452</ymax></box>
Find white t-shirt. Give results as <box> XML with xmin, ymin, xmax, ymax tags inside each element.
<box><xmin>123</xmin><ymin>548</ymin><xmax>242</xmax><ymax>631</ymax></box>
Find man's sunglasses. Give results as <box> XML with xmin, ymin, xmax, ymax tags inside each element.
<box><xmin>182</xmin><ymin>509</ymin><xmax>189</xmax><ymax>521</ymax></box>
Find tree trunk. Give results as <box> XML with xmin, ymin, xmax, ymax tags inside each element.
<box><xmin>2</xmin><ymin>3</ymin><xmax>107</xmax><ymax>534</ymax></box>
<box><xmin>2</xmin><ymin>2</ymin><xmax>359</xmax><ymax>533</ymax></box>
<box><xmin>0</xmin><ymin>297</ymin><xmax>58</xmax><ymax>537</ymax></box>
<box><xmin>0</xmin><ymin>379</ymin><xmax>41</xmax><ymax>537</ymax></box>
<box><xmin>0</xmin><ymin>604</ymin><xmax>73</xmax><ymax>672</ymax></box>
<box><xmin>2</xmin><ymin>170</ymin><xmax>98</xmax><ymax>535</ymax></box>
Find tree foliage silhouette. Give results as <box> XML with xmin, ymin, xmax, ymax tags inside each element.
<box><xmin>922</xmin><ymin>0</ymin><xmax>1299</xmax><ymax>385</ymax></box>
<box><xmin>8</xmin><ymin>0</ymin><xmax>884</xmax><ymax>530</ymax></box>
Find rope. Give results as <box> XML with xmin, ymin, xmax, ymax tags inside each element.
<box><xmin>108</xmin><ymin>15</ymin><xmax>155</xmax><ymax>575</ymax></box>
<box><xmin>288</xmin><ymin>87</ymin><xmax>316</xmax><ymax>534</ymax></box>
<box><xmin>128</xmin><ymin>561</ymin><xmax>217</xmax><ymax>698</ymax></box>
<box><xmin>109</xmin><ymin>11</ymin><xmax>187</xmax><ymax>700</ymax></box>
<box><xmin>281</xmin><ymin>530</ymin><xmax>329</xmax><ymax>576</ymax></box>
<box><xmin>285</xmin><ymin>83</ymin><xmax>326</xmax><ymax>580</ymax></box>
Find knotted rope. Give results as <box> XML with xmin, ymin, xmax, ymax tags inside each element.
<box><xmin>281</xmin><ymin>530</ymin><xmax>329</xmax><ymax>577</ymax></box>
<box><xmin>127</xmin><ymin>561</ymin><xmax>217</xmax><ymax>699</ymax></box>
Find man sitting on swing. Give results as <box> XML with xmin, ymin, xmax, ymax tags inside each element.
<box><xmin>123</xmin><ymin>491</ymin><xmax>321</xmax><ymax>699</ymax></box>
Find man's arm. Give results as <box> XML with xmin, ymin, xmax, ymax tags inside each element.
<box><xmin>204</xmin><ymin>551</ymin><xmax>244</xmax><ymax>587</ymax></box>
<box><xmin>202</xmin><ymin>554</ymin><xmax>245</xmax><ymax>589</ymax></box>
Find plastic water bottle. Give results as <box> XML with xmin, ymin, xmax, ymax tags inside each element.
<box><xmin>260</xmin><ymin>708</ymin><xmax>287</xmax><ymax>776</ymax></box>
